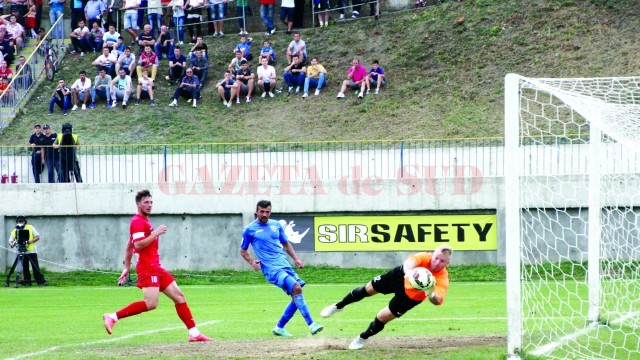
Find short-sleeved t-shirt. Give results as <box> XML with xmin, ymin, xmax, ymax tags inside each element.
<box><xmin>369</xmin><ymin>66</ymin><xmax>384</xmax><ymax>81</ymax></box>
<box><xmin>350</xmin><ymin>65</ymin><xmax>367</xmax><ymax>82</ymax></box>
<box><xmin>241</xmin><ymin>219</ymin><xmax>291</xmax><ymax>275</ymax></box>
<box><xmin>257</xmin><ymin>65</ymin><xmax>276</xmax><ymax>83</ymax></box>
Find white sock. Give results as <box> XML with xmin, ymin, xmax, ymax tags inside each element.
<box><xmin>109</xmin><ymin>313</ymin><xmax>118</xmax><ymax>321</ymax></box>
<box><xmin>188</xmin><ymin>327</ymin><xmax>200</xmax><ymax>337</ymax></box>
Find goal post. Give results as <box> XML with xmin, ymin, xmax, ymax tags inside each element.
<box><xmin>504</xmin><ymin>74</ymin><xmax>640</xmax><ymax>359</ymax></box>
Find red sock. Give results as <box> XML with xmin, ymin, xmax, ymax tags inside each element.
<box><xmin>175</xmin><ymin>302</ymin><xmax>196</xmax><ymax>329</ymax></box>
<box><xmin>116</xmin><ymin>301</ymin><xmax>149</xmax><ymax>320</ymax></box>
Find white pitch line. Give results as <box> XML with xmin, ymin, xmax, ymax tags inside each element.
<box><xmin>5</xmin><ymin>319</ymin><xmax>220</xmax><ymax>360</ymax></box>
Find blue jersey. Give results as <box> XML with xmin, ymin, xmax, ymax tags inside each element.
<box><xmin>241</xmin><ymin>219</ymin><xmax>291</xmax><ymax>274</ymax></box>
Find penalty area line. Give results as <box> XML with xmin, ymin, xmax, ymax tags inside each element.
<box><xmin>6</xmin><ymin>319</ymin><xmax>220</xmax><ymax>360</ymax></box>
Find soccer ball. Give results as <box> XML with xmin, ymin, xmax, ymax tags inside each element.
<box><xmin>407</xmin><ymin>267</ymin><xmax>436</xmax><ymax>291</ymax></box>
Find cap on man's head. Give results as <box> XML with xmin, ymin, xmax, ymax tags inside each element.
<box><xmin>43</xmin><ymin>124</ymin><xmax>51</xmax><ymax>129</ymax></box>
<box><xmin>34</xmin><ymin>123</ymin><xmax>41</xmax><ymax>128</ymax></box>
<box><xmin>240</xmin><ymin>60</ymin><xmax>247</xmax><ymax>64</ymax></box>
<box><xmin>16</xmin><ymin>215</ymin><xmax>26</xmax><ymax>223</ymax></box>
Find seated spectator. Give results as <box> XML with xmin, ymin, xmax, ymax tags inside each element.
<box><xmin>154</xmin><ymin>25</ymin><xmax>175</xmax><ymax>60</ymax></box>
<box><xmin>283</xmin><ymin>54</ymin><xmax>305</xmax><ymax>94</ymax></box>
<box><xmin>189</xmin><ymin>49</ymin><xmax>207</xmax><ymax>87</ymax></box>
<box><xmin>102</xmin><ymin>25</ymin><xmax>121</xmax><ymax>50</ymax></box>
<box><xmin>0</xmin><ymin>30</ymin><xmax>15</xmax><ymax>65</ymax></box>
<box><xmin>260</xmin><ymin>40</ymin><xmax>275</xmax><ymax>63</ymax></box>
<box><xmin>256</xmin><ymin>56</ymin><xmax>276</xmax><ymax>98</ymax></box>
<box><xmin>0</xmin><ymin>60</ymin><xmax>13</xmax><ymax>80</ymax></box>
<box><xmin>1</xmin><ymin>14</ymin><xmax>24</xmax><ymax>51</ymax></box>
<box><xmin>136</xmin><ymin>44</ymin><xmax>159</xmax><ymax>79</ymax></box>
<box><xmin>92</xmin><ymin>47</ymin><xmax>117</xmax><ymax>77</ymax></box>
<box><xmin>168</xmin><ymin>67</ymin><xmax>200</xmax><ymax>108</ymax></box>
<box><xmin>90</xmin><ymin>67</ymin><xmax>112</xmax><ymax>108</ymax></box>
<box><xmin>234</xmin><ymin>59</ymin><xmax>255</xmax><ymax>103</ymax></box>
<box><xmin>88</xmin><ymin>21</ymin><xmax>105</xmax><ymax>53</ymax></box>
<box><xmin>137</xmin><ymin>24</ymin><xmax>155</xmax><ymax>54</ymax></box>
<box><xmin>234</xmin><ymin>34</ymin><xmax>253</xmax><ymax>61</ymax></box>
<box><xmin>188</xmin><ymin>35</ymin><xmax>207</xmax><ymax>62</ymax></box>
<box><xmin>0</xmin><ymin>76</ymin><xmax>15</xmax><ymax>106</ymax></box>
<box><xmin>49</xmin><ymin>79</ymin><xmax>71</xmax><ymax>115</ymax></box>
<box><xmin>216</xmin><ymin>70</ymin><xmax>238</xmax><ymax>108</ymax></box>
<box><xmin>70</xmin><ymin>70</ymin><xmax>92</xmax><ymax>110</ymax></box>
<box><xmin>116</xmin><ymin>46</ymin><xmax>136</xmax><ymax>76</ymax></box>
<box><xmin>14</xmin><ymin>55</ymin><xmax>33</xmax><ymax>90</ymax></box>
<box><xmin>336</xmin><ymin>57</ymin><xmax>367</xmax><ymax>99</ymax></box>
<box><xmin>112</xmin><ymin>36</ymin><xmax>126</xmax><ymax>57</ymax></box>
<box><xmin>228</xmin><ymin>49</ymin><xmax>245</xmax><ymax>74</ymax></box>
<box><xmin>135</xmin><ymin>68</ymin><xmax>156</xmax><ymax>105</ymax></box>
<box><xmin>69</xmin><ymin>19</ymin><xmax>91</xmax><ymax>56</ymax></box>
<box><xmin>366</xmin><ymin>59</ymin><xmax>385</xmax><ymax>94</ymax></box>
<box><xmin>302</xmin><ymin>57</ymin><xmax>327</xmax><ymax>98</ymax></box>
<box><xmin>286</xmin><ymin>32</ymin><xmax>307</xmax><ymax>64</ymax></box>
<box><xmin>166</xmin><ymin>46</ymin><xmax>186</xmax><ymax>83</ymax></box>
<box><xmin>109</xmin><ymin>67</ymin><xmax>132</xmax><ymax>108</ymax></box>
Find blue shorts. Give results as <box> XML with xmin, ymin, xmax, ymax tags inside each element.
<box><xmin>264</xmin><ymin>267</ymin><xmax>306</xmax><ymax>295</ymax></box>
<box><xmin>280</xmin><ymin>7</ymin><xmax>295</xmax><ymax>21</ymax></box>
<box><xmin>315</xmin><ymin>0</ymin><xmax>329</xmax><ymax>10</ymax></box>
<box><xmin>209</xmin><ymin>3</ymin><xmax>226</xmax><ymax>20</ymax></box>
<box><xmin>125</xmin><ymin>12</ymin><xmax>139</xmax><ymax>30</ymax></box>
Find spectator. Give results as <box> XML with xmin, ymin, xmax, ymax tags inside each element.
<box><xmin>70</xmin><ymin>19</ymin><xmax>91</xmax><ymax>56</ymax></box>
<box><xmin>185</xmin><ymin>0</ymin><xmax>203</xmax><ymax>43</ymax></box>
<box><xmin>110</xmin><ymin>67</ymin><xmax>132</xmax><ymax>109</ymax></box>
<box><xmin>189</xmin><ymin>49</ymin><xmax>207</xmax><ymax>86</ymax></box>
<box><xmin>53</xmin><ymin>122</ymin><xmax>82</xmax><ymax>183</ymax></box>
<box><xmin>122</xmin><ymin>0</ymin><xmax>141</xmax><ymax>45</ymax></box>
<box><xmin>216</xmin><ymin>69</ymin><xmax>237</xmax><ymax>108</ymax></box>
<box><xmin>366</xmin><ymin>59</ymin><xmax>385</xmax><ymax>94</ymax></box>
<box><xmin>14</xmin><ymin>55</ymin><xmax>32</xmax><ymax>90</ymax></box>
<box><xmin>69</xmin><ymin>0</ymin><xmax>85</xmax><ymax>34</ymax></box>
<box><xmin>8</xmin><ymin>216</ymin><xmax>49</xmax><ymax>286</ymax></box>
<box><xmin>234</xmin><ymin>34</ymin><xmax>252</xmax><ymax>61</ymax></box>
<box><xmin>84</xmin><ymin>0</ymin><xmax>106</xmax><ymax>26</ymax></box>
<box><xmin>256</xmin><ymin>55</ymin><xmax>276</xmax><ymax>98</ymax></box>
<box><xmin>1</xmin><ymin>14</ymin><xmax>23</xmax><ymax>50</ymax></box>
<box><xmin>135</xmin><ymin>67</ymin><xmax>156</xmax><ymax>105</ymax></box>
<box><xmin>41</xmin><ymin>124</ymin><xmax>60</xmax><ymax>183</ymax></box>
<box><xmin>90</xmin><ymin>67</ymin><xmax>112</xmax><ymax>108</ymax></box>
<box><xmin>112</xmin><ymin>36</ymin><xmax>126</xmax><ymax>56</ymax></box>
<box><xmin>314</xmin><ymin>0</ymin><xmax>329</xmax><ymax>28</ymax></box>
<box><xmin>116</xmin><ymin>46</ymin><xmax>136</xmax><ymax>76</ymax></box>
<box><xmin>0</xmin><ymin>76</ymin><xmax>14</xmax><ymax>106</ymax></box>
<box><xmin>302</xmin><ymin>57</ymin><xmax>327</xmax><ymax>98</ymax></box>
<box><xmin>235</xmin><ymin>0</ymin><xmax>249</xmax><ymax>35</ymax></box>
<box><xmin>147</xmin><ymin>0</ymin><xmax>162</xmax><ymax>37</ymax></box>
<box><xmin>286</xmin><ymin>32</ymin><xmax>307</xmax><ymax>64</ymax></box>
<box><xmin>227</xmin><ymin>49</ymin><xmax>245</xmax><ymax>74</ymax></box>
<box><xmin>188</xmin><ymin>35</ymin><xmax>207</xmax><ymax>62</ymax></box>
<box><xmin>136</xmin><ymin>24</ymin><xmax>155</xmax><ymax>54</ymax></box>
<box><xmin>259</xmin><ymin>0</ymin><xmax>275</xmax><ymax>36</ymax></box>
<box><xmin>102</xmin><ymin>24</ymin><xmax>120</xmax><ymax>50</ymax></box>
<box><xmin>352</xmin><ymin>0</ymin><xmax>377</xmax><ymax>19</ymax></box>
<box><xmin>166</xmin><ymin>46</ymin><xmax>186</xmax><ymax>83</ymax></box>
<box><xmin>24</xmin><ymin>0</ymin><xmax>37</xmax><ymax>39</ymax></box>
<box><xmin>168</xmin><ymin>67</ymin><xmax>200</xmax><ymax>107</ymax></box>
<box><xmin>234</xmin><ymin>59</ymin><xmax>254</xmax><ymax>103</ymax></box>
<box><xmin>92</xmin><ymin>46</ymin><xmax>117</xmax><ymax>77</ymax></box>
<box><xmin>283</xmin><ymin>54</ymin><xmax>305</xmax><ymax>94</ymax></box>
<box><xmin>0</xmin><ymin>30</ymin><xmax>13</xmax><ymax>65</ymax></box>
<box><xmin>88</xmin><ymin>21</ymin><xmax>105</xmax><ymax>52</ymax></box>
<box><xmin>207</xmin><ymin>0</ymin><xmax>225</xmax><ymax>37</ymax></box>
<box><xmin>259</xmin><ymin>39</ymin><xmax>275</xmax><ymax>63</ymax></box>
<box><xmin>336</xmin><ymin>57</ymin><xmax>367</xmax><ymax>99</ymax></box>
<box><xmin>136</xmin><ymin>44</ymin><xmax>159</xmax><ymax>79</ymax></box>
<box><xmin>168</xmin><ymin>0</ymin><xmax>186</xmax><ymax>45</ymax></box>
<box><xmin>154</xmin><ymin>25</ymin><xmax>175</xmax><ymax>60</ymax></box>
<box><xmin>49</xmin><ymin>78</ymin><xmax>71</xmax><ymax>115</ymax></box>
<box><xmin>28</xmin><ymin>123</ymin><xmax>44</xmax><ymax>182</ymax></box>
<box><xmin>293</xmin><ymin>0</ymin><xmax>304</xmax><ymax>28</ymax></box>
<box><xmin>0</xmin><ymin>60</ymin><xmax>13</xmax><ymax>80</ymax></box>
<box><xmin>279</xmin><ymin>0</ymin><xmax>294</xmax><ymax>34</ymax></box>
<box><xmin>48</xmin><ymin>0</ymin><xmax>64</xmax><ymax>39</ymax></box>
<box><xmin>70</xmin><ymin>70</ymin><xmax>92</xmax><ymax>110</ymax></box>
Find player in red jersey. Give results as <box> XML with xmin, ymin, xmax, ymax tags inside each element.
<box><xmin>102</xmin><ymin>189</ymin><xmax>212</xmax><ymax>342</ymax></box>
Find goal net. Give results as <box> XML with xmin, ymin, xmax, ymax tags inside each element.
<box><xmin>504</xmin><ymin>74</ymin><xmax>640</xmax><ymax>359</ymax></box>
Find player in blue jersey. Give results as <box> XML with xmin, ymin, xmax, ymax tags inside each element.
<box><xmin>240</xmin><ymin>200</ymin><xmax>324</xmax><ymax>337</ymax></box>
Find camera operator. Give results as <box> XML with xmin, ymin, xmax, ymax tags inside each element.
<box><xmin>8</xmin><ymin>216</ymin><xmax>48</xmax><ymax>286</ymax></box>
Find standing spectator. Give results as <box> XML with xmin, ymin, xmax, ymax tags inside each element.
<box><xmin>234</xmin><ymin>59</ymin><xmax>254</xmax><ymax>103</ymax></box>
<box><xmin>216</xmin><ymin>69</ymin><xmax>237</xmax><ymax>108</ymax></box>
<box><xmin>24</xmin><ymin>0</ymin><xmax>37</xmax><ymax>38</ymax></box>
<box><xmin>233</xmin><ymin>34</ymin><xmax>252</xmax><ymax>61</ymax></box>
<box><xmin>147</xmin><ymin>0</ymin><xmax>162</xmax><ymax>37</ymax></box>
<box><xmin>286</xmin><ymin>32</ymin><xmax>306</xmax><ymax>64</ymax></box>
<box><xmin>91</xmin><ymin>67</ymin><xmax>112</xmax><ymax>107</ymax></box>
<box><xmin>168</xmin><ymin>67</ymin><xmax>200</xmax><ymax>107</ymax></box>
<box><xmin>366</xmin><ymin>59</ymin><xmax>385</xmax><ymax>94</ymax></box>
<box><xmin>135</xmin><ymin>67</ymin><xmax>156</xmax><ymax>105</ymax></box>
<box><xmin>88</xmin><ymin>21</ymin><xmax>105</xmax><ymax>52</ymax></box>
<box><xmin>283</xmin><ymin>54</ymin><xmax>305</xmax><ymax>94</ymax></box>
<box><xmin>336</xmin><ymin>57</ymin><xmax>367</xmax><ymax>99</ymax></box>
<box><xmin>48</xmin><ymin>0</ymin><xmax>64</xmax><ymax>39</ymax></box>
<box><xmin>352</xmin><ymin>0</ymin><xmax>377</xmax><ymax>19</ymax></box>
<box><xmin>207</xmin><ymin>0</ymin><xmax>225</xmax><ymax>37</ymax></box>
<box><xmin>34</xmin><ymin>0</ymin><xmax>42</xmax><ymax>31</ymax></box>
<box><xmin>185</xmin><ymin>0</ymin><xmax>203</xmax><ymax>43</ymax></box>
<box><xmin>7</xmin><ymin>0</ymin><xmax>27</xmax><ymax>25</ymax></box>
<box><xmin>259</xmin><ymin>0</ymin><xmax>275</xmax><ymax>36</ymax></box>
<box><xmin>28</xmin><ymin>123</ymin><xmax>44</xmax><ymax>183</ymax></box>
<box><xmin>70</xmin><ymin>70</ymin><xmax>92</xmax><ymax>110</ymax></box>
<box><xmin>259</xmin><ymin>39</ymin><xmax>275</xmax><ymax>63</ymax></box>
<box><xmin>136</xmin><ymin>44</ymin><xmax>159</xmax><ymax>79</ymax></box>
<box><xmin>92</xmin><ymin>46</ymin><xmax>117</xmax><ymax>77</ymax></box>
<box><xmin>256</xmin><ymin>56</ymin><xmax>276</xmax><ymax>98</ymax></box>
<box><xmin>235</xmin><ymin>0</ymin><xmax>248</xmax><ymax>35</ymax></box>
<box><xmin>122</xmin><ymin>0</ymin><xmax>141</xmax><ymax>45</ymax></box>
<box><xmin>154</xmin><ymin>24</ymin><xmax>175</xmax><ymax>60</ymax></box>
<box><xmin>314</xmin><ymin>0</ymin><xmax>329</xmax><ymax>28</ymax></box>
<box><xmin>189</xmin><ymin>49</ymin><xmax>207</xmax><ymax>86</ymax></box>
<box><xmin>293</xmin><ymin>0</ymin><xmax>304</xmax><ymax>29</ymax></box>
<box><xmin>166</xmin><ymin>46</ymin><xmax>186</xmax><ymax>83</ymax></box>
<box><xmin>8</xmin><ymin>216</ymin><xmax>48</xmax><ymax>286</ymax></box>
<box><xmin>53</xmin><ymin>123</ymin><xmax>82</xmax><ymax>183</ymax></box>
<box><xmin>84</xmin><ymin>0</ymin><xmax>106</xmax><ymax>26</ymax></box>
<box><xmin>70</xmin><ymin>0</ymin><xmax>86</xmax><ymax>33</ymax></box>
<box><xmin>137</xmin><ymin>24</ymin><xmax>155</xmax><ymax>54</ymax></box>
<box><xmin>110</xmin><ymin>67</ymin><xmax>132</xmax><ymax>108</ymax></box>
<box><xmin>168</xmin><ymin>0</ymin><xmax>186</xmax><ymax>45</ymax></box>
<box><xmin>116</xmin><ymin>46</ymin><xmax>136</xmax><ymax>75</ymax></box>
<box><xmin>240</xmin><ymin>200</ymin><xmax>324</xmax><ymax>338</ymax></box>
<box><xmin>102</xmin><ymin>24</ymin><xmax>120</xmax><ymax>50</ymax></box>
<box><xmin>14</xmin><ymin>55</ymin><xmax>32</xmax><ymax>90</ymax></box>
<box><xmin>69</xmin><ymin>19</ymin><xmax>91</xmax><ymax>56</ymax></box>
<box><xmin>1</xmin><ymin>14</ymin><xmax>24</xmax><ymax>50</ymax></box>
<box><xmin>302</xmin><ymin>57</ymin><xmax>327</xmax><ymax>98</ymax></box>
<box><xmin>188</xmin><ymin>35</ymin><xmax>206</xmax><ymax>62</ymax></box>
<box><xmin>41</xmin><ymin>124</ymin><xmax>60</xmax><ymax>183</ymax></box>
<box><xmin>49</xmin><ymin>78</ymin><xmax>71</xmax><ymax>115</ymax></box>
<box><xmin>279</xmin><ymin>0</ymin><xmax>294</xmax><ymax>34</ymax></box>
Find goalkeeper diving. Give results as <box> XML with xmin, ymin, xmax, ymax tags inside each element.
<box><xmin>320</xmin><ymin>245</ymin><xmax>452</xmax><ymax>350</ymax></box>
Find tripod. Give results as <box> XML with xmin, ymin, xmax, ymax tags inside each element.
<box><xmin>3</xmin><ymin>251</ymin><xmax>39</xmax><ymax>288</ymax></box>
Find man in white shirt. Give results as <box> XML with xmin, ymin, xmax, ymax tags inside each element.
<box><xmin>70</xmin><ymin>70</ymin><xmax>92</xmax><ymax>110</ymax></box>
<box><xmin>102</xmin><ymin>24</ymin><xmax>121</xmax><ymax>49</ymax></box>
<box><xmin>92</xmin><ymin>46</ymin><xmax>117</xmax><ymax>77</ymax></box>
<box><xmin>110</xmin><ymin>68</ymin><xmax>132</xmax><ymax>109</ymax></box>
<box><xmin>70</xmin><ymin>19</ymin><xmax>90</xmax><ymax>56</ymax></box>
<box><xmin>256</xmin><ymin>56</ymin><xmax>276</xmax><ymax>98</ymax></box>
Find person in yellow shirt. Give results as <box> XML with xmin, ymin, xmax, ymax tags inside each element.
<box><xmin>301</xmin><ymin>57</ymin><xmax>327</xmax><ymax>98</ymax></box>
<box><xmin>6</xmin><ymin>216</ymin><xmax>48</xmax><ymax>286</ymax></box>
<box><xmin>320</xmin><ymin>245</ymin><xmax>452</xmax><ymax>350</ymax></box>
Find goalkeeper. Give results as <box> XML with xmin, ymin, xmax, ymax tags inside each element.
<box><xmin>320</xmin><ymin>245</ymin><xmax>452</xmax><ymax>350</ymax></box>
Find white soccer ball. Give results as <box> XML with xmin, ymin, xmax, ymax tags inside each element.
<box><xmin>407</xmin><ymin>267</ymin><xmax>436</xmax><ymax>291</ymax></box>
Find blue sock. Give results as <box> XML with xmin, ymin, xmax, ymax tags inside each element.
<box><xmin>293</xmin><ymin>294</ymin><xmax>314</xmax><ymax>326</ymax></box>
<box><xmin>276</xmin><ymin>301</ymin><xmax>297</xmax><ymax>329</ymax></box>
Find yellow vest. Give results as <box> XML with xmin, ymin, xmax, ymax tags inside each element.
<box><xmin>11</xmin><ymin>224</ymin><xmax>36</xmax><ymax>251</ymax></box>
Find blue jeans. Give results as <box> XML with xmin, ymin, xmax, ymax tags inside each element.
<box><xmin>44</xmin><ymin>153</ymin><xmax>60</xmax><ymax>183</ymax></box>
<box><xmin>49</xmin><ymin>95</ymin><xmax>70</xmax><ymax>113</ymax></box>
<box><xmin>173</xmin><ymin>16</ymin><xmax>185</xmax><ymax>42</ymax></box>
<box><xmin>155</xmin><ymin>42</ymin><xmax>175</xmax><ymax>60</ymax></box>
<box><xmin>91</xmin><ymin>38</ymin><xmax>104</xmax><ymax>52</ymax></box>
<box><xmin>284</xmin><ymin>72</ymin><xmax>305</xmax><ymax>87</ymax></box>
<box><xmin>260</xmin><ymin>4</ymin><xmax>274</xmax><ymax>32</ymax></box>
<box><xmin>91</xmin><ymin>87</ymin><xmax>111</xmax><ymax>102</ymax></box>
<box><xmin>49</xmin><ymin>9</ymin><xmax>63</xmax><ymax>39</ymax></box>
<box><xmin>303</xmin><ymin>73</ymin><xmax>325</xmax><ymax>93</ymax></box>
<box><xmin>147</xmin><ymin>13</ymin><xmax>162</xmax><ymax>37</ymax></box>
<box><xmin>174</xmin><ymin>86</ymin><xmax>200</xmax><ymax>100</ymax></box>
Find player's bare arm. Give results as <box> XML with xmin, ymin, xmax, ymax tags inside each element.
<box><xmin>240</xmin><ymin>248</ymin><xmax>261</xmax><ymax>270</ymax></box>
<box><xmin>133</xmin><ymin>224</ymin><xmax>166</xmax><ymax>250</ymax></box>
<box><xmin>283</xmin><ymin>241</ymin><xmax>303</xmax><ymax>268</ymax></box>
<box><xmin>118</xmin><ymin>241</ymin><xmax>134</xmax><ymax>285</ymax></box>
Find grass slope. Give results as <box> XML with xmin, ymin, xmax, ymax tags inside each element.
<box><xmin>1</xmin><ymin>0</ymin><xmax>638</xmax><ymax>146</ymax></box>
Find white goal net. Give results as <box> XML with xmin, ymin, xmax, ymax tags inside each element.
<box><xmin>504</xmin><ymin>74</ymin><xmax>640</xmax><ymax>359</ymax></box>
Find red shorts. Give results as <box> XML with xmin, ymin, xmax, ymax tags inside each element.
<box><xmin>26</xmin><ymin>17</ymin><xmax>36</xmax><ymax>29</ymax></box>
<box><xmin>136</xmin><ymin>264</ymin><xmax>175</xmax><ymax>291</ymax></box>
